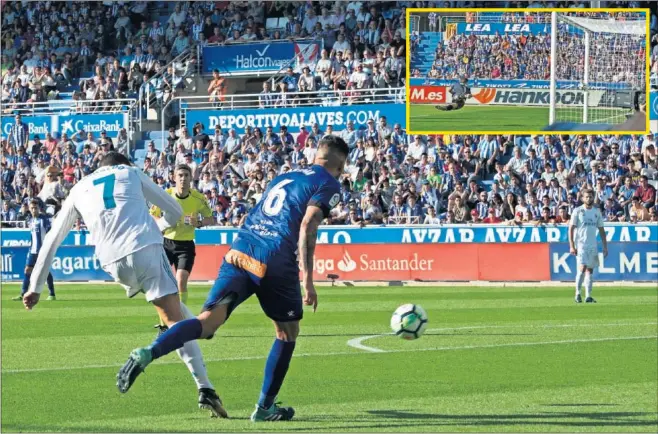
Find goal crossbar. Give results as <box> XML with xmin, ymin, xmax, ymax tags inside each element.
<box><xmin>558</xmin><ymin>15</ymin><xmax>645</xmax><ymax>36</ymax></box>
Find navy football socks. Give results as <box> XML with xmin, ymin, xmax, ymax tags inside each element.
<box><xmin>21</xmin><ymin>272</ymin><xmax>55</xmax><ymax>296</ymax></box>
<box><xmin>258</xmin><ymin>339</ymin><xmax>296</xmax><ymax>409</ymax></box>
<box><xmin>149</xmin><ymin>318</ymin><xmax>202</xmax><ymax>359</ymax></box>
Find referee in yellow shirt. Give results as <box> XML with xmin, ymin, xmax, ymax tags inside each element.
<box><xmin>150</xmin><ymin>164</ymin><xmax>214</xmax><ymax>333</ymax></box>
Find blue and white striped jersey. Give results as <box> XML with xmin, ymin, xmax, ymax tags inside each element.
<box><xmin>29</xmin><ymin>214</ymin><xmax>52</xmax><ymax>254</ymax></box>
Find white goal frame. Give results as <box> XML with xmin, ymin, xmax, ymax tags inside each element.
<box><xmin>549</xmin><ymin>12</ymin><xmax>646</xmax><ymax>125</ymax></box>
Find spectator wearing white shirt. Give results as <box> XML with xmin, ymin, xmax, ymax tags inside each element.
<box><xmin>333</xmin><ymin>33</ymin><xmax>351</xmax><ymax>53</ymax></box>
<box><xmin>168</xmin><ymin>4</ymin><xmax>187</xmax><ymax>28</ymax></box>
<box><xmin>423</xmin><ymin>206</ymin><xmax>441</xmax><ymax>224</ymax></box>
<box><xmin>302</xmin><ymin>8</ymin><xmax>318</xmax><ymax>34</ymax></box>
<box><xmin>241</xmin><ymin>26</ymin><xmax>258</xmax><ymax>41</ymax></box>
<box><xmin>318</xmin><ymin>7</ymin><xmax>337</xmax><ymax>30</ymax></box>
<box><xmin>315</xmin><ymin>49</ymin><xmax>332</xmax><ymax>75</ymax></box>
<box><xmin>302</xmin><ymin>136</ymin><xmax>318</xmax><ymax>163</ymax></box>
<box><xmin>176</xmin><ymin>129</ymin><xmax>194</xmax><ymax>151</ymax></box>
<box><xmin>408</xmin><ymin>135</ymin><xmax>427</xmax><ymax>161</ymax></box>
<box><xmin>349</xmin><ymin>64</ymin><xmax>368</xmax><ymax>89</ymax></box>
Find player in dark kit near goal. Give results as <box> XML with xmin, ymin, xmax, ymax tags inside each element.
<box><xmin>435</xmin><ymin>76</ymin><xmax>472</xmax><ymax>111</ymax></box>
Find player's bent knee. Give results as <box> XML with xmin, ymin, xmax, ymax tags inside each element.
<box><xmin>197</xmin><ymin>307</ymin><xmax>227</xmax><ymax>339</ymax></box>
<box><xmin>153</xmin><ymin>293</ymin><xmax>184</xmax><ymax>325</ymax></box>
<box><xmin>274</xmin><ymin>321</ymin><xmax>299</xmax><ymax>342</ymax></box>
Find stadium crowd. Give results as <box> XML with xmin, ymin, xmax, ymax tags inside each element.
<box><xmin>3</xmin><ymin>114</ymin><xmax>658</xmax><ymax>227</ymax></box>
<box><xmin>419</xmin><ymin>12</ymin><xmax>647</xmax><ymax>87</ymax></box>
<box><xmin>2</xmin><ymin>1</ymin><xmax>658</xmax><ymax>228</ymax></box>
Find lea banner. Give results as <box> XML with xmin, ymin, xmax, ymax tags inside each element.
<box><xmin>1</xmin><ymin>113</ymin><xmax>128</xmax><ymax>139</ymax></box>
<box><xmin>457</xmin><ymin>22</ymin><xmax>549</xmax><ymax>35</ymax></box>
<box><xmin>409</xmin><ymin>86</ymin><xmax>446</xmax><ymax>104</ymax></box>
<box><xmin>651</xmin><ymin>91</ymin><xmax>658</xmax><ymax>121</ymax></box>
<box><xmin>186</xmin><ymin>103</ymin><xmax>406</xmax><ymax>135</ymax></box>
<box><xmin>202</xmin><ymin>40</ymin><xmax>321</xmax><ymax>74</ymax></box>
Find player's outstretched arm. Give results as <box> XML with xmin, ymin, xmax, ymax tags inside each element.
<box><xmin>25</xmin><ymin>197</ymin><xmax>80</xmax><ymax>309</ymax></box>
<box><xmin>137</xmin><ymin>169</ymin><xmax>183</xmax><ymax>231</ymax></box>
<box><xmin>298</xmin><ymin>205</ymin><xmax>324</xmax><ymax>312</ymax></box>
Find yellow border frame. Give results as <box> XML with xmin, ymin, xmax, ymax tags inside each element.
<box><xmin>404</xmin><ymin>8</ymin><xmax>651</xmax><ymax>135</ymax></box>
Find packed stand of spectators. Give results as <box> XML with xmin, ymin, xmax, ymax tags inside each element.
<box><xmin>427</xmin><ymin>32</ymin><xmax>551</xmax><ymax>81</ymax></box>
<box><xmin>421</xmin><ymin>10</ymin><xmax>649</xmax><ymax>88</ymax></box>
<box><xmin>133</xmin><ymin>124</ymin><xmax>658</xmax><ymax>226</ymax></box>
<box><xmin>3</xmin><ymin>109</ymin><xmax>658</xmax><ymax>226</ymax></box>
<box><xmin>264</xmin><ymin>2</ymin><xmax>408</xmax><ymax>103</ymax></box>
<box><xmin>555</xmin><ymin>22</ymin><xmax>645</xmax><ymax>90</ymax></box>
<box><xmin>0</xmin><ymin>1</ymin><xmax>200</xmax><ymax>112</ymax></box>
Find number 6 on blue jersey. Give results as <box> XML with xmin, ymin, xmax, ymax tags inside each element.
<box><xmin>93</xmin><ymin>174</ymin><xmax>117</xmax><ymax>209</ymax></box>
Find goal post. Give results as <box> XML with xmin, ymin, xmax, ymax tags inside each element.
<box><xmin>549</xmin><ymin>12</ymin><xmax>647</xmax><ymax>129</ymax></box>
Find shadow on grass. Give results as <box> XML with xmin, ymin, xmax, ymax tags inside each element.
<box><xmin>5</xmin><ymin>410</ymin><xmax>657</xmax><ymax>433</ymax></box>
<box><xmin>287</xmin><ymin>410</ymin><xmax>658</xmax><ymax>431</ymax></box>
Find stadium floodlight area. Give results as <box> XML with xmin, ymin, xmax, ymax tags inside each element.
<box><xmin>548</xmin><ymin>11</ymin><xmax>647</xmax><ymax>131</ymax></box>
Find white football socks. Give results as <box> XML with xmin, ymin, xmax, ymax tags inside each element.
<box><xmin>177</xmin><ymin>302</ymin><xmax>214</xmax><ymax>390</ymax></box>
<box><xmin>575</xmin><ymin>269</ymin><xmax>585</xmax><ymax>296</ymax></box>
<box><xmin>584</xmin><ymin>273</ymin><xmax>593</xmax><ymax>299</ymax></box>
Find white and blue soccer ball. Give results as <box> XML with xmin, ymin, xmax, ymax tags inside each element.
<box><xmin>390</xmin><ymin>304</ymin><xmax>428</xmax><ymax>340</ymax></box>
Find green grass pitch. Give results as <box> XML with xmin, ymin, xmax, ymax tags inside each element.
<box><xmin>2</xmin><ymin>283</ymin><xmax>657</xmax><ymax>432</ymax></box>
<box><xmin>409</xmin><ymin>104</ymin><xmax>628</xmax><ymax>132</ymax></box>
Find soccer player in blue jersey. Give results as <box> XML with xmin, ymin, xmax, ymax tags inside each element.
<box><xmin>12</xmin><ymin>199</ymin><xmax>56</xmax><ymax>301</ymax></box>
<box><xmin>117</xmin><ymin>135</ymin><xmax>349</xmax><ymax>421</ymax></box>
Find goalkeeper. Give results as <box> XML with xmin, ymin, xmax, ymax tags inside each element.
<box><xmin>435</xmin><ymin>76</ymin><xmax>472</xmax><ymax>111</ymax></box>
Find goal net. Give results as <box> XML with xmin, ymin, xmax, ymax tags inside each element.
<box><xmin>549</xmin><ymin>12</ymin><xmax>647</xmax><ymax>128</ymax></box>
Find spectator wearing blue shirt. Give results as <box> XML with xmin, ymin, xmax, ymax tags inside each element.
<box><xmin>277</xmin><ymin>126</ymin><xmax>295</xmax><ymax>150</ymax></box>
<box><xmin>1</xmin><ymin>200</ymin><xmax>17</xmax><ymax>225</ymax></box>
<box><xmin>390</xmin><ymin>123</ymin><xmax>407</xmax><ymax>147</ymax></box>
<box><xmin>403</xmin><ymin>195</ymin><xmax>424</xmax><ymax>224</ymax></box>
<box><xmin>340</xmin><ymin>120</ymin><xmax>360</xmax><ymax>149</ymax></box>
<box><xmin>8</xmin><ymin>114</ymin><xmax>29</xmax><ymax>149</ymax></box>
<box><xmin>475</xmin><ymin>134</ymin><xmax>498</xmax><ymax>174</ymax></box>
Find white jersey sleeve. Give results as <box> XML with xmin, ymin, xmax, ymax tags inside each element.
<box><xmin>70</xmin><ymin>165</ymin><xmax>181</xmax><ymax>265</ymax></box>
<box><xmin>136</xmin><ymin>169</ymin><xmax>182</xmax><ymax>231</ymax></box>
<box><xmin>29</xmin><ymin>197</ymin><xmax>80</xmax><ymax>294</ymax></box>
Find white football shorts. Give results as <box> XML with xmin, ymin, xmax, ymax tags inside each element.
<box><xmin>102</xmin><ymin>243</ymin><xmax>178</xmax><ymax>302</ymax></box>
<box><xmin>576</xmin><ymin>247</ymin><xmax>599</xmax><ymax>270</ymax></box>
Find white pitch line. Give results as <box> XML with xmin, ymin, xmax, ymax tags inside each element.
<box><xmin>3</xmin><ymin>335</ymin><xmax>656</xmax><ymax>375</ymax></box>
<box><xmin>347</xmin><ymin>322</ymin><xmax>658</xmax><ymax>353</ymax></box>
<box><xmin>346</xmin><ymin>334</ymin><xmax>393</xmax><ymax>353</ymax></box>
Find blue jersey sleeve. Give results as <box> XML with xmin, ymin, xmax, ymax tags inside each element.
<box><xmin>309</xmin><ymin>179</ymin><xmax>341</xmax><ymax>218</ymax></box>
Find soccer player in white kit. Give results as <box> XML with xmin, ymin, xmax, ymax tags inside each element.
<box><xmin>568</xmin><ymin>189</ymin><xmax>608</xmax><ymax>303</ymax></box>
<box><xmin>22</xmin><ymin>152</ymin><xmax>228</xmax><ymax>418</ymax></box>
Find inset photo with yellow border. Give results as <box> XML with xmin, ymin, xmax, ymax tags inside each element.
<box><xmin>406</xmin><ymin>8</ymin><xmax>650</xmax><ymax>135</ymax></box>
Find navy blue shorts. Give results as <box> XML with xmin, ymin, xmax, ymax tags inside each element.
<box><xmin>25</xmin><ymin>253</ymin><xmax>38</xmax><ymax>268</ymax></box>
<box><xmin>202</xmin><ymin>239</ymin><xmax>302</xmax><ymax>323</ymax></box>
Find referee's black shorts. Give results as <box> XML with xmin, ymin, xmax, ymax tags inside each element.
<box><xmin>163</xmin><ymin>239</ymin><xmax>196</xmax><ymax>273</ymax></box>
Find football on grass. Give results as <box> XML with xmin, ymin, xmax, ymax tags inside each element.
<box><xmin>390</xmin><ymin>304</ymin><xmax>428</xmax><ymax>340</ymax></box>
